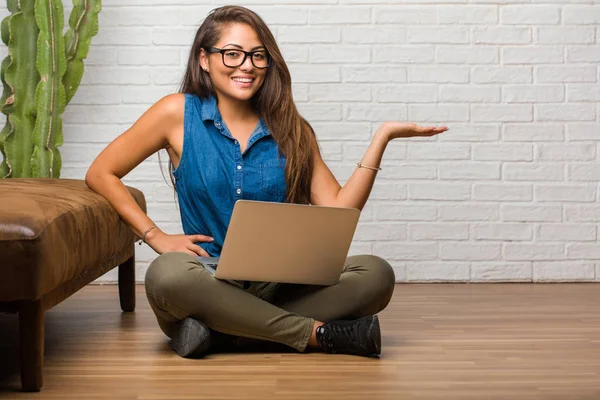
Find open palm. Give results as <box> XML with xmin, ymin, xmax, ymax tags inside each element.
<box><xmin>382</xmin><ymin>122</ymin><xmax>448</xmax><ymax>140</ymax></box>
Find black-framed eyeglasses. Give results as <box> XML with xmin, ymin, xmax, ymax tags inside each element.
<box><xmin>205</xmin><ymin>47</ymin><xmax>271</xmax><ymax>69</ymax></box>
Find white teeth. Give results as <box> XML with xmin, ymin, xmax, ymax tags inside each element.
<box><xmin>232</xmin><ymin>77</ymin><xmax>253</xmax><ymax>83</ymax></box>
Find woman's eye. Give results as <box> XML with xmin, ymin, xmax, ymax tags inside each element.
<box><xmin>253</xmin><ymin>53</ymin><xmax>266</xmax><ymax>60</ymax></box>
<box><xmin>225</xmin><ymin>51</ymin><xmax>241</xmax><ymax>58</ymax></box>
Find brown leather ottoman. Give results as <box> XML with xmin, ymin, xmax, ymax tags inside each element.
<box><xmin>0</xmin><ymin>178</ymin><xmax>146</xmax><ymax>392</ymax></box>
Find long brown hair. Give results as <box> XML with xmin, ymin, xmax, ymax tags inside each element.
<box><xmin>179</xmin><ymin>6</ymin><xmax>318</xmax><ymax>205</ymax></box>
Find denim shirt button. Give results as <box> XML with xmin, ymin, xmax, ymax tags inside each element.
<box><xmin>236</xmin><ymin>188</ymin><xmax>241</xmax><ymax>194</ymax></box>
<box><xmin>237</xmin><ymin>165</ymin><xmax>242</xmax><ymax>170</ymax></box>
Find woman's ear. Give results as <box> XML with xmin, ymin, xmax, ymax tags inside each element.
<box><xmin>199</xmin><ymin>48</ymin><xmax>209</xmax><ymax>73</ymax></box>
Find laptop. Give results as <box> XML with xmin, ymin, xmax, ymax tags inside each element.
<box><xmin>196</xmin><ymin>200</ymin><xmax>360</xmax><ymax>285</ymax></box>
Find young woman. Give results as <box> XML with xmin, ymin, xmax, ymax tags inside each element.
<box><xmin>86</xmin><ymin>5</ymin><xmax>447</xmax><ymax>358</ymax></box>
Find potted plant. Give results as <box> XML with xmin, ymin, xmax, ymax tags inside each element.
<box><xmin>0</xmin><ymin>0</ymin><xmax>101</xmax><ymax>178</ymax></box>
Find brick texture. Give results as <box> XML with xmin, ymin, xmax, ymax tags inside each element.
<box><xmin>1</xmin><ymin>2</ymin><xmax>597</xmax><ymax>283</ymax></box>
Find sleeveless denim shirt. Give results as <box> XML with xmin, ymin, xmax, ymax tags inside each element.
<box><xmin>172</xmin><ymin>94</ymin><xmax>286</xmax><ymax>257</ymax></box>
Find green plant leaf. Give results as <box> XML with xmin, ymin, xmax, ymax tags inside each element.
<box><xmin>1</xmin><ymin>1</ymin><xmax>39</xmax><ymax>178</ymax></box>
<box><xmin>64</xmin><ymin>0</ymin><xmax>101</xmax><ymax>105</ymax></box>
<box><xmin>32</xmin><ymin>0</ymin><xmax>67</xmax><ymax>178</ymax></box>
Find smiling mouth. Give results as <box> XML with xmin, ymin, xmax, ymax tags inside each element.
<box><xmin>232</xmin><ymin>77</ymin><xmax>254</xmax><ymax>83</ymax></box>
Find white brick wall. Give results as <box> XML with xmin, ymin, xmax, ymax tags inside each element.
<box><xmin>1</xmin><ymin>2</ymin><xmax>598</xmax><ymax>283</ymax></box>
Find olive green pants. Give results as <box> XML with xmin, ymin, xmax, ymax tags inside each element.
<box><xmin>144</xmin><ymin>252</ymin><xmax>395</xmax><ymax>352</ymax></box>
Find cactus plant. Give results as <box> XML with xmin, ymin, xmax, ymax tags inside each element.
<box><xmin>0</xmin><ymin>0</ymin><xmax>101</xmax><ymax>178</ymax></box>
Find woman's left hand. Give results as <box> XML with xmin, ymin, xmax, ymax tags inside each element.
<box><xmin>378</xmin><ymin>122</ymin><xmax>449</xmax><ymax>142</ymax></box>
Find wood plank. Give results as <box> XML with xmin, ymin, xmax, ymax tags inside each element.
<box><xmin>0</xmin><ymin>284</ymin><xmax>599</xmax><ymax>399</ymax></box>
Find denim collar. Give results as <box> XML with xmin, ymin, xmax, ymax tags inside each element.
<box><xmin>199</xmin><ymin>95</ymin><xmax>268</xmax><ymax>137</ymax></box>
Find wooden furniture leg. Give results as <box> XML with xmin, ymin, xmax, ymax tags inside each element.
<box><xmin>118</xmin><ymin>252</ymin><xmax>136</xmax><ymax>312</ymax></box>
<box><xmin>19</xmin><ymin>300</ymin><xmax>44</xmax><ymax>392</ymax></box>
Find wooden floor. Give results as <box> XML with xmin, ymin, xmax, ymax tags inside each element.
<box><xmin>0</xmin><ymin>284</ymin><xmax>599</xmax><ymax>400</ymax></box>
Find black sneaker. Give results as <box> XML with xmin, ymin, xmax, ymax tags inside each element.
<box><xmin>316</xmin><ymin>315</ymin><xmax>381</xmax><ymax>357</ymax></box>
<box><xmin>170</xmin><ymin>318</ymin><xmax>211</xmax><ymax>358</ymax></box>
<box><xmin>171</xmin><ymin>317</ymin><xmax>236</xmax><ymax>358</ymax></box>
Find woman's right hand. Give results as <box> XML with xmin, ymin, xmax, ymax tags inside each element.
<box><xmin>144</xmin><ymin>229</ymin><xmax>214</xmax><ymax>256</ymax></box>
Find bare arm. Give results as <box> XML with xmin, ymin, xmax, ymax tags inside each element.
<box><xmin>85</xmin><ymin>94</ymin><xmax>211</xmax><ymax>256</ymax></box>
<box><xmin>310</xmin><ymin>122</ymin><xmax>448</xmax><ymax>210</ymax></box>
